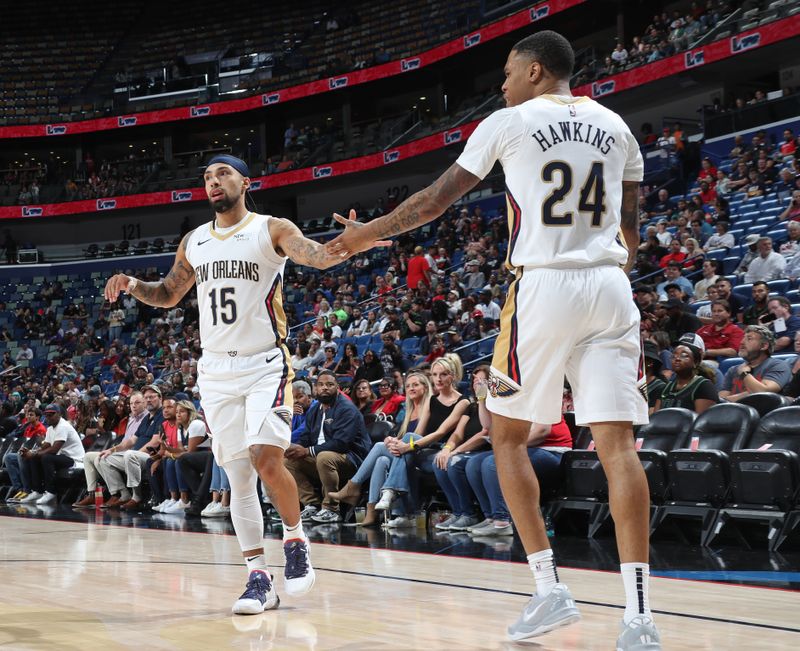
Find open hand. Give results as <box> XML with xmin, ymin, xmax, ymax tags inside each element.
<box><xmin>324</xmin><ymin>209</ymin><xmax>392</xmax><ymax>258</ymax></box>
<box><xmin>104</xmin><ymin>274</ymin><xmax>137</xmax><ymax>302</ymax></box>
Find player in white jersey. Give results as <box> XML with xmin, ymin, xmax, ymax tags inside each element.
<box><xmin>104</xmin><ymin>154</ymin><xmax>371</xmax><ymax>615</ymax></box>
<box><xmin>325</xmin><ymin>31</ymin><xmax>661</xmax><ymax>651</ymax></box>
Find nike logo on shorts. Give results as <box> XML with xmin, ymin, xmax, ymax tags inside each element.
<box><xmin>265</xmin><ymin>352</ymin><xmax>281</xmax><ymax>364</ymax></box>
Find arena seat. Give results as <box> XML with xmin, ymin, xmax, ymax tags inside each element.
<box><xmin>738</xmin><ymin>392</ymin><xmax>793</xmax><ymax>417</ymax></box>
<box><xmin>635</xmin><ymin>408</ymin><xmax>695</xmax><ymax>504</ymax></box>
<box><xmin>651</xmin><ymin>403</ymin><xmax>759</xmax><ymax>545</ymax></box>
<box><xmin>708</xmin><ymin>406</ymin><xmax>800</xmax><ymax>550</ymax></box>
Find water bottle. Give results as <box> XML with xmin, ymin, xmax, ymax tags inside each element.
<box><xmin>94</xmin><ymin>485</ymin><xmax>104</xmax><ymax>508</ymax></box>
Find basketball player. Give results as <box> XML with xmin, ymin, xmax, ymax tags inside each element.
<box><xmin>103</xmin><ymin>154</ymin><xmax>374</xmax><ymax>615</ymax></box>
<box><xmin>324</xmin><ymin>31</ymin><xmax>661</xmax><ymax>650</ymax></box>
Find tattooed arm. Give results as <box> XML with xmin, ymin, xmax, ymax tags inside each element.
<box><xmin>325</xmin><ymin>163</ymin><xmax>481</xmax><ymax>255</ymax></box>
<box><xmin>103</xmin><ymin>234</ymin><xmax>196</xmax><ymax>307</ymax></box>
<box><xmin>269</xmin><ymin>217</ymin><xmax>354</xmax><ymax>270</ymax></box>
<box><xmin>620</xmin><ymin>181</ymin><xmax>641</xmax><ymax>276</ymax></box>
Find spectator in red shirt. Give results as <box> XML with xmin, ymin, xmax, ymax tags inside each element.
<box><xmin>780</xmin><ymin>129</ymin><xmax>797</xmax><ymax>158</ymax></box>
<box><xmin>659</xmin><ymin>239</ymin><xmax>687</xmax><ymax>268</ymax></box>
<box><xmin>696</xmin><ymin>158</ymin><xmax>717</xmax><ymax>187</ymax></box>
<box><xmin>406</xmin><ymin>245</ymin><xmax>431</xmax><ymax>290</ymax></box>
<box><xmin>370</xmin><ymin>377</ymin><xmax>405</xmax><ymax>420</ymax></box>
<box><xmin>22</xmin><ymin>407</ymin><xmax>46</xmax><ymax>438</ymax></box>
<box><xmin>696</xmin><ymin>299</ymin><xmax>744</xmax><ymax>361</ymax></box>
<box><xmin>698</xmin><ymin>181</ymin><xmax>717</xmax><ymax>206</ymax></box>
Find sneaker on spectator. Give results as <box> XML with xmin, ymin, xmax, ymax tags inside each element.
<box><xmin>375</xmin><ymin>489</ymin><xmax>395</xmax><ymax>511</ymax></box>
<box><xmin>36</xmin><ymin>492</ymin><xmax>57</xmax><ymax>506</ymax></box>
<box><xmin>448</xmin><ymin>515</ymin><xmax>479</xmax><ymax>531</ymax></box>
<box><xmin>7</xmin><ymin>491</ymin><xmax>26</xmax><ymax>503</ymax></box>
<box><xmin>200</xmin><ymin>501</ymin><xmax>221</xmax><ymax>517</ymax></box>
<box><xmin>72</xmin><ymin>493</ymin><xmax>95</xmax><ymax>508</ymax></box>
<box><xmin>20</xmin><ymin>491</ymin><xmax>42</xmax><ymax>504</ymax></box>
<box><xmin>163</xmin><ymin>499</ymin><xmax>190</xmax><ymax>514</ymax></box>
<box><xmin>154</xmin><ymin>499</ymin><xmax>174</xmax><ymax>513</ymax></box>
<box><xmin>299</xmin><ymin>505</ymin><xmax>319</xmax><ymax>522</ymax></box>
<box><xmin>218</xmin><ymin>505</ymin><xmax>231</xmax><ymax>518</ymax></box>
<box><xmin>385</xmin><ymin>516</ymin><xmax>414</xmax><ymax>528</ymax></box>
<box><xmin>231</xmin><ymin>570</ymin><xmax>280</xmax><ymax>615</ymax></box>
<box><xmin>466</xmin><ymin>517</ymin><xmax>493</xmax><ymax>533</ymax></box>
<box><xmin>311</xmin><ymin>508</ymin><xmax>341</xmax><ymax>523</ymax></box>
<box><xmin>434</xmin><ymin>514</ymin><xmax>458</xmax><ymax>530</ymax></box>
<box><xmin>283</xmin><ymin>538</ymin><xmax>315</xmax><ymax>596</ymax></box>
<box><xmin>468</xmin><ymin>520</ymin><xmax>498</xmax><ymax>536</ymax></box>
<box><xmin>491</xmin><ymin>522</ymin><xmax>514</xmax><ymax>536</ymax></box>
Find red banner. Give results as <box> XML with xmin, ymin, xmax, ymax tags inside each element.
<box><xmin>0</xmin><ymin>122</ymin><xmax>480</xmax><ymax>220</ymax></box>
<box><xmin>574</xmin><ymin>15</ymin><xmax>800</xmax><ymax>99</ymax></box>
<box><xmin>0</xmin><ymin>0</ymin><xmax>585</xmax><ymax>140</ymax></box>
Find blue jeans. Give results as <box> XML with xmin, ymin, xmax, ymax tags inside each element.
<box><xmin>4</xmin><ymin>452</ymin><xmax>27</xmax><ymax>492</ymax></box>
<box><xmin>433</xmin><ymin>452</ymin><xmax>482</xmax><ymax>517</ymax></box>
<box><xmin>352</xmin><ymin>439</ymin><xmax>395</xmax><ymax>504</ymax></box>
<box><xmin>466</xmin><ymin>448</ymin><xmax>564</xmax><ymax>521</ymax></box>
<box><xmin>210</xmin><ymin>461</ymin><xmax>230</xmax><ymax>492</ymax></box>
<box><xmin>382</xmin><ymin>432</ymin><xmax>422</xmax><ymax>495</ymax></box>
<box><xmin>164</xmin><ymin>458</ymin><xmax>188</xmax><ymax>493</ymax></box>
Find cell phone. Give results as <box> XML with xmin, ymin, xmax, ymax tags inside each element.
<box><xmin>761</xmin><ymin>313</ymin><xmax>777</xmax><ymax>323</ymax></box>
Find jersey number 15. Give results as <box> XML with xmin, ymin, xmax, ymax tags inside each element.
<box><xmin>541</xmin><ymin>161</ymin><xmax>605</xmax><ymax>227</ymax></box>
<box><xmin>209</xmin><ymin>287</ymin><xmax>237</xmax><ymax>325</ymax></box>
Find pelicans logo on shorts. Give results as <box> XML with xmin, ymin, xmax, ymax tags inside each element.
<box><xmin>274</xmin><ymin>408</ymin><xmax>292</xmax><ymax>427</ymax></box>
<box><xmin>488</xmin><ymin>371</ymin><xmax>520</xmax><ymax>398</ymax></box>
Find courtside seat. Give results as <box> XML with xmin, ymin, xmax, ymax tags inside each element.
<box><xmin>738</xmin><ymin>392</ymin><xmax>793</xmax><ymax>417</ymax></box>
<box><xmin>651</xmin><ymin>403</ymin><xmax>759</xmax><ymax>545</ymax></box>
<box><xmin>708</xmin><ymin>407</ymin><xmax>800</xmax><ymax>550</ymax></box>
<box><xmin>635</xmin><ymin>408</ymin><xmax>695</xmax><ymax>503</ymax></box>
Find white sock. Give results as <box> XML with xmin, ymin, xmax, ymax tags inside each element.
<box><xmin>283</xmin><ymin>520</ymin><xmax>307</xmax><ymax>542</ymax></box>
<box><xmin>621</xmin><ymin>563</ymin><xmax>652</xmax><ymax>624</ymax></box>
<box><xmin>245</xmin><ymin>553</ymin><xmax>268</xmax><ymax>574</ymax></box>
<box><xmin>527</xmin><ymin>549</ymin><xmax>559</xmax><ymax>597</ymax></box>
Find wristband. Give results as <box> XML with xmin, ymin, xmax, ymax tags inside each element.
<box><xmin>409</xmin><ymin>438</ymin><xmax>416</xmax><ymax>450</ymax></box>
<box><xmin>443</xmin><ymin>444</ymin><xmax>453</xmax><ymax>451</ymax></box>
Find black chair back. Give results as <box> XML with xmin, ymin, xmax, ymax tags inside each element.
<box><xmin>636</xmin><ymin>408</ymin><xmax>695</xmax><ymax>451</ymax></box>
<box><xmin>688</xmin><ymin>403</ymin><xmax>759</xmax><ymax>452</ymax></box>
<box><xmin>738</xmin><ymin>392</ymin><xmax>792</xmax><ymax>418</ymax></box>
<box><xmin>744</xmin><ymin>406</ymin><xmax>800</xmax><ymax>452</ymax></box>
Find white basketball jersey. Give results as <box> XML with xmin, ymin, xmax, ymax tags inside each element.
<box><xmin>185</xmin><ymin>212</ymin><xmax>288</xmax><ymax>355</ymax></box>
<box><xmin>456</xmin><ymin>94</ymin><xmax>644</xmax><ymax>270</ymax></box>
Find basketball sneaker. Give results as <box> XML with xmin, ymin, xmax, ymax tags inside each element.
<box><xmin>507</xmin><ymin>584</ymin><xmax>581</xmax><ymax>641</ymax></box>
<box><xmin>283</xmin><ymin>538</ymin><xmax>316</xmax><ymax>596</ymax></box>
<box><xmin>231</xmin><ymin>570</ymin><xmax>280</xmax><ymax>615</ymax></box>
<box><xmin>616</xmin><ymin>616</ymin><xmax>661</xmax><ymax>650</ymax></box>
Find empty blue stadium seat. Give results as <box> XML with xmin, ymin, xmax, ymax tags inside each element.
<box><xmin>722</xmin><ymin>257</ymin><xmax>740</xmax><ymax>275</ymax></box>
<box><xmin>719</xmin><ymin>357</ymin><xmax>744</xmax><ymax>375</ymax></box>
<box><xmin>689</xmin><ymin>300</ymin><xmax>710</xmax><ymax>314</ymax></box>
<box><xmin>732</xmin><ymin>283</ymin><xmax>753</xmax><ymax>301</ymax></box>
<box><xmin>401</xmin><ymin>337</ymin><xmax>421</xmax><ymax>356</ymax></box>
<box><xmin>478</xmin><ymin>337</ymin><xmax>497</xmax><ymax>357</ymax></box>
<box><xmin>767</xmin><ymin>279</ymin><xmax>790</xmax><ymax>295</ymax></box>
<box><xmin>774</xmin><ymin>354</ymin><xmax>798</xmax><ymax>367</ymax></box>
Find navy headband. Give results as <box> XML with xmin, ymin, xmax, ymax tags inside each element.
<box><xmin>205</xmin><ymin>154</ymin><xmax>250</xmax><ymax>177</ymax></box>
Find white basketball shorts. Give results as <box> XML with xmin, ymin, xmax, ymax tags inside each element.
<box><xmin>197</xmin><ymin>346</ymin><xmax>294</xmax><ymax>465</ymax></box>
<box><xmin>487</xmin><ymin>264</ymin><xmax>648</xmax><ymax>427</ymax></box>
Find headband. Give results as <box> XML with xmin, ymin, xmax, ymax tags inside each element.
<box><xmin>205</xmin><ymin>154</ymin><xmax>250</xmax><ymax>177</ymax></box>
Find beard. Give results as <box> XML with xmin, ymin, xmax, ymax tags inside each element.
<box><xmin>316</xmin><ymin>392</ymin><xmax>336</xmax><ymax>405</ymax></box>
<box><xmin>209</xmin><ymin>192</ymin><xmax>236</xmax><ymax>214</ymax></box>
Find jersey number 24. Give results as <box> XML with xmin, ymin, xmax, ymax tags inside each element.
<box><xmin>541</xmin><ymin>161</ymin><xmax>605</xmax><ymax>227</ymax></box>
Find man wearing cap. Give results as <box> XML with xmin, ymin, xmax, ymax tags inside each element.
<box><xmin>476</xmin><ymin>289</ymin><xmax>501</xmax><ymax>322</ymax></box>
<box><xmin>719</xmin><ymin>325</ymin><xmax>792</xmax><ymax>402</ymax></box>
<box><xmin>696</xmin><ymin>299</ymin><xmax>744</xmax><ymax>362</ymax></box>
<box><xmin>733</xmin><ymin>233</ymin><xmax>761</xmax><ymax>280</ymax></box>
<box><xmin>103</xmin><ymin>154</ymin><xmax>356</xmax><ymax>612</ymax></box>
<box><xmin>95</xmin><ymin>385</ymin><xmax>164</xmax><ymax>510</ymax></box>
<box><xmin>463</xmin><ymin>259</ymin><xmax>485</xmax><ymax>291</ymax></box>
<box><xmin>660</xmin><ymin>298</ymin><xmax>702</xmax><ymax>346</ymax></box>
<box><xmin>17</xmin><ymin>404</ymin><xmax>84</xmax><ymax>505</ymax></box>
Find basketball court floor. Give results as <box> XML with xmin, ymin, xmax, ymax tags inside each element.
<box><xmin>0</xmin><ymin>505</ymin><xmax>798</xmax><ymax>650</ymax></box>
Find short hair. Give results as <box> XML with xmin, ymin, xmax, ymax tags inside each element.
<box><xmin>745</xmin><ymin>325</ymin><xmax>775</xmax><ymax>355</ymax></box>
<box><xmin>768</xmin><ymin>296</ymin><xmax>791</xmax><ymax>311</ymax></box>
<box><xmin>512</xmin><ymin>30</ymin><xmax>575</xmax><ymax>79</ymax></box>
<box><xmin>710</xmin><ymin>299</ymin><xmax>731</xmax><ymax>314</ymax></box>
<box><xmin>716</xmin><ymin>221</ymin><xmax>729</xmax><ymax>232</ymax></box>
<box><xmin>752</xmin><ymin>280</ymin><xmax>769</xmax><ymax>290</ymax></box>
<box><xmin>292</xmin><ymin>380</ymin><xmax>312</xmax><ymax>396</ymax></box>
<box><xmin>316</xmin><ymin>369</ymin><xmax>338</xmax><ymax>383</ymax></box>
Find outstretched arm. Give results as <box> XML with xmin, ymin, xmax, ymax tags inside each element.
<box><xmin>269</xmin><ymin>216</ymin><xmax>389</xmax><ymax>270</ymax></box>
<box><xmin>325</xmin><ymin>163</ymin><xmax>481</xmax><ymax>256</ymax></box>
<box><xmin>620</xmin><ymin>181</ymin><xmax>641</xmax><ymax>276</ymax></box>
<box><xmin>103</xmin><ymin>234</ymin><xmax>195</xmax><ymax>308</ymax></box>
